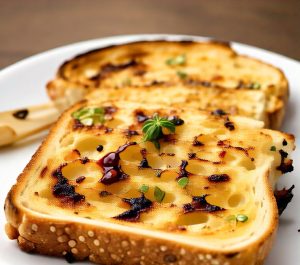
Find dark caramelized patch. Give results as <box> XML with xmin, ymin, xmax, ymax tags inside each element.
<box><xmin>99</xmin><ymin>190</ymin><xmax>112</xmax><ymax>197</ymax></box>
<box><xmin>73</xmin><ymin>119</ymin><xmax>84</xmax><ymax>129</ymax></box>
<box><xmin>159</xmin><ymin>152</ymin><xmax>175</xmax><ymax>157</ymax></box>
<box><xmin>90</xmin><ymin>60</ymin><xmax>138</xmax><ymax>81</ymax></box>
<box><xmin>178</xmin><ymin>160</ymin><xmax>191</xmax><ymax>179</ymax></box>
<box><xmin>104</xmin><ymin>106</ymin><xmax>117</xmax><ymax>115</ymax></box>
<box><xmin>63</xmin><ymin>251</ymin><xmax>76</xmax><ymax>263</ymax></box>
<box><xmin>139</xmin><ymin>148</ymin><xmax>151</xmax><ymax>168</ymax></box>
<box><xmin>13</xmin><ymin>109</ymin><xmax>29</xmax><ymax>120</ymax></box>
<box><xmin>183</xmin><ymin>195</ymin><xmax>224</xmax><ymax>213</ymax></box>
<box><xmin>40</xmin><ymin>166</ymin><xmax>48</xmax><ymax>178</ymax></box>
<box><xmin>81</xmin><ymin>157</ymin><xmax>90</xmax><ymax>164</ymax></box>
<box><xmin>219</xmin><ymin>150</ymin><xmax>226</xmax><ymax>158</ymax></box>
<box><xmin>114</xmin><ymin>194</ymin><xmax>152</xmax><ymax>221</ymax></box>
<box><xmin>208</xmin><ymin>174</ymin><xmax>230</xmax><ymax>183</ymax></box>
<box><xmin>168</xmin><ymin>116</ymin><xmax>184</xmax><ymax>126</ymax></box>
<box><xmin>192</xmin><ymin>136</ymin><xmax>204</xmax><ymax>147</ymax></box>
<box><xmin>282</xmin><ymin>139</ymin><xmax>288</xmax><ymax>146</ymax></box>
<box><xmin>135</xmin><ymin>110</ymin><xmax>149</xmax><ymax>123</ymax></box>
<box><xmin>124</xmin><ymin>129</ymin><xmax>139</xmax><ymax>138</ymax></box>
<box><xmin>276</xmin><ymin>149</ymin><xmax>294</xmax><ymax>173</ymax></box>
<box><xmin>75</xmin><ymin>176</ymin><xmax>86</xmax><ymax>184</ymax></box>
<box><xmin>52</xmin><ymin>164</ymin><xmax>85</xmax><ymax>203</ymax></box>
<box><xmin>96</xmin><ymin>145</ymin><xmax>104</xmax><ymax>152</ymax></box>
<box><xmin>274</xmin><ymin>185</ymin><xmax>295</xmax><ymax>215</ymax></box>
<box><xmin>188</xmin><ymin>152</ymin><xmax>196</xmax><ymax>159</ymax></box>
<box><xmin>98</xmin><ymin>142</ymin><xmax>136</xmax><ymax>185</ymax></box>
<box><xmin>211</xmin><ymin>109</ymin><xmax>227</xmax><ymax>116</ymax></box>
<box><xmin>224</xmin><ymin>118</ymin><xmax>235</xmax><ymax>131</ymax></box>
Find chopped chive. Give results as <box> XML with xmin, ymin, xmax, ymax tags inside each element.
<box><xmin>166</xmin><ymin>54</ymin><xmax>186</xmax><ymax>66</ymax></box>
<box><xmin>176</xmin><ymin>70</ymin><xmax>188</xmax><ymax>80</ymax></box>
<box><xmin>226</xmin><ymin>215</ymin><xmax>237</xmax><ymax>222</ymax></box>
<box><xmin>178</xmin><ymin>177</ymin><xmax>189</xmax><ymax>188</ymax></box>
<box><xmin>270</xmin><ymin>146</ymin><xmax>276</xmax><ymax>151</ymax></box>
<box><xmin>72</xmin><ymin>107</ymin><xmax>105</xmax><ymax>126</ymax></box>
<box><xmin>139</xmin><ymin>184</ymin><xmax>149</xmax><ymax>193</ymax></box>
<box><xmin>250</xmin><ymin>82</ymin><xmax>261</xmax><ymax>90</ymax></box>
<box><xmin>236</xmin><ymin>214</ymin><xmax>248</xmax><ymax>222</ymax></box>
<box><xmin>154</xmin><ymin>186</ymin><xmax>165</xmax><ymax>203</ymax></box>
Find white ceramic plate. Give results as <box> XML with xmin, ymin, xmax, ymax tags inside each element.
<box><xmin>0</xmin><ymin>34</ymin><xmax>299</xmax><ymax>265</ymax></box>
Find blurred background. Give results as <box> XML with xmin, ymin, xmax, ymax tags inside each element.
<box><xmin>0</xmin><ymin>0</ymin><xmax>299</xmax><ymax>68</ymax></box>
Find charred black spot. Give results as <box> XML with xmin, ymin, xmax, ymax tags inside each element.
<box><xmin>139</xmin><ymin>158</ymin><xmax>151</xmax><ymax>169</ymax></box>
<box><xmin>159</xmin><ymin>152</ymin><xmax>175</xmax><ymax>156</ymax></box>
<box><xmin>99</xmin><ymin>190</ymin><xmax>112</xmax><ymax>197</ymax></box>
<box><xmin>219</xmin><ymin>150</ymin><xmax>226</xmax><ymax>158</ymax></box>
<box><xmin>13</xmin><ymin>109</ymin><xmax>29</xmax><ymax>120</ymax></box>
<box><xmin>168</xmin><ymin>116</ymin><xmax>184</xmax><ymax>126</ymax></box>
<box><xmin>81</xmin><ymin>157</ymin><xmax>90</xmax><ymax>164</ymax></box>
<box><xmin>225</xmin><ymin>252</ymin><xmax>239</xmax><ymax>258</ymax></box>
<box><xmin>73</xmin><ymin>119</ymin><xmax>84</xmax><ymax>129</ymax></box>
<box><xmin>114</xmin><ymin>194</ymin><xmax>152</xmax><ymax>221</ymax></box>
<box><xmin>193</xmin><ymin>136</ymin><xmax>204</xmax><ymax>147</ymax></box>
<box><xmin>104</xmin><ymin>106</ymin><xmax>117</xmax><ymax>115</ymax></box>
<box><xmin>75</xmin><ymin>176</ymin><xmax>86</xmax><ymax>184</ymax></box>
<box><xmin>164</xmin><ymin>254</ymin><xmax>178</xmax><ymax>263</ymax></box>
<box><xmin>282</xmin><ymin>139</ymin><xmax>288</xmax><ymax>146</ymax></box>
<box><xmin>124</xmin><ymin>129</ymin><xmax>139</xmax><ymax>138</ymax></box>
<box><xmin>64</xmin><ymin>251</ymin><xmax>76</xmax><ymax>263</ymax></box>
<box><xmin>96</xmin><ymin>145</ymin><xmax>104</xmax><ymax>152</ymax></box>
<box><xmin>98</xmin><ymin>142</ymin><xmax>136</xmax><ymax>185</ymax></box>
<box><xmin>274</xmin><ymin>185</ymin><xmax>295</xmax><ymax>215</ymax></box>
<box><xmin>135</xmin><ymin>111</ymin><xmax>149</xmax><ymax>123</ymax></box>
<box><xmin>211</xmin><ymin>109</ymin><xmax>227</xmax><ymax>116</ymax></box>
<box><xmin>208</xmin><ymin>174</ymin><xmax>230</xmax><ymax>183</ymax></box>
<box><xmin>224</xmin><ymin>118</ymin><xmax>235</xmax><ymax>131</ymax></box>
<box><xmin>183</xmin><ymin>195</ymin><xmax>224</xmax><ymax>213</ymax></box>
<box><xmin>105</xmin><ymin>127</ymin><xmax>113</xmax><ymax>133</ymax></box>
<box><xmin>178</xmin><ymin>160</ymin><xmax>191</xmax><ymax>179</ymax></box>
<box><xmin>276</xmin><ymin>149</ymin><xmax>294</xmax><ymax>173</ymax></box>
<box><xmin>52</xmin><ymin>164</ymin><xmax>85</xmax><ymax>204</ymax></box>
<box><xmin>155</xmin><ymin>169</ymin><xmax>163</xmax><ymax>178</ymax></box>
<box><xmin>188</xmin><ymin>152</ymin><xmax>196</xmax><ymax>159</ymax></box>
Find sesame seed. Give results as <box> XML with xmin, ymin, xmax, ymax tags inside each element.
<box><xmin>160</xmin><ymin>245</ymin><xmax>167</xmax><ymax>252</ymax></box>
<box><xmin>121</xmin><ymin>240</ymin><xmax>129</xmax><ymax>247</ymax></box>
<box><xmin>180</xmin><ymin>248</ymin><xmax>186</xmax><ymax>255</ymax></box>
<box><xmin>31</xmin><ymin>224</ymin><xmax>38</xmax><ymax>232</ymax></box>
<box><xmin>99</xmin><ymin>248</ymin><xmax>105</xmax><ymax>253</ymax></box>
<box><xmin>130</xmin><ymin>240</ymin><xmax>136</xmax><ymax>246</ymax></box>
<box><xmin>140</xmin><ymin>261</ymin><xmax>146</xmax><ymax>265</ymax></box>
<box><xmin>111</xmin><ymin>254</ymin><xmax>119</xmax><ymax>261</ymax></box>
<box><xmin>198</xmin><ymin>254</ymin><xmax>204</xmax><ymax>260</ymax></box>
<box><xmin>141</xmin><ymin>256</ymin><xmax>145</xmax><ymax>260</ymax></box>
<box><xmin>206</xmin><ymin>254</ymin><xmax>212</xmax><ymax>260</ymax></box>
<box><xmin>88</xmin><ymin>230</ymin><xmax>94</xmax><ymax>237</ymax></box>
<box><xmin>50</xmin><ymin>226</ymin><xmax>56</xmax><ymax>232</ymax></box>
<box><xmin>71</xmin><ymin>248</ymin><xmax>78</xmax><ymax>254</ymax></box>
<box><xmin>62</xmin><ymin>251</ymin><xmax>67</xmax><ymax>255</ymax></box>
<box><xmin>65</xmin><ymin>227</ymin><xmax>71</xmax><ymax>234</ymax></box>
<box><xmin>94</xmin><ymin>239</ymin><xmax>100</xmax><ymax>246</ymax></box>
<box><xmin>78</xmin><ymin>235</ymin><xmax>85</xmax><ymax>242</ymax></box>
<box><xmin>68</xmin><ymin>240</ymin><xmax>77</xmax><ymax>248</ymax></box>
<box><xmin>127</xmin><ymin>251</ymin><xmax>131</xmax><ymax>255</ymax></box>
<box><xmin>57</xmin><ymin>235</ymin><xmax>68</xmax><ymax>243</ymax></box>
<box><xmin>211</xmin><ymin>260</ymin><xmax>220</xmax><ymax>265</ymax></box>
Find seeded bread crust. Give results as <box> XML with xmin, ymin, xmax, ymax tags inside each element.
<box><xmin>5</xmin><ymin>99</ymin><xmax>295</xmax><ymax>265</ymax></box>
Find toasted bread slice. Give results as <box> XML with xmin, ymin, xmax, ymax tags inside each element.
<box><xmin>5</xmin><ymin>100</ymin><xmax>294</xmax><ymax>265</ymax></box>
<box><xmin>47</xmin><ymin>40</ymin><xmax>288</xmax><ymax>129</ymax></box>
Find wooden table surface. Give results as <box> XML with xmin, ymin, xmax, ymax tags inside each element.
<box><xmin>0</xmin><ymin>0</ymin><xmax>299</xmax><ymax>69</ymax></box>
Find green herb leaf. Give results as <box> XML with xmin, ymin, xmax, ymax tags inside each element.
<box><xmin>122</xmin><ymin>78</ymin><xmax>132</xmax><ymax>86</ymax></box>
<box><xmin>139</xmin><ymin>184</ymin><xmax>149</xmax><ymax>193</ymax></box>
<box><xmin>154</xmin><ymin>186</ymin><xmax>165</xmax><ymax>203</ymax></box>
<box><xmin>142</xmin><ymin>114</ymin><xmax>176</xmax><ymax>149</ymax></box>
<box><xmin>250</xmin><ymin>82</ymin><xmax>261</xmax><ymax>90</ymax></box>
<box><xmin>166</xmin><ymin>54</ymin><xmax>186</xmax><ymax>66</ymax></box>
<box><xmin>72</xmin><ymin>107</ymin><xmax>105</xmax><ymax>126</ymax></box>
<box><xmin>176</xmin><ymin>70</ymin><xmax>188</xmax><ymax>80</ymax></box>
<box><xmin>178</xmin><ymin>177</ymin><xmax>189</xmax><ymax>188</ymax></box>
<box><xmin>236</xmin><ymin>214</ymin><xmax>248</xmax><ymax>222</ymax></box>
<box><xmin>270</xmin><ymin>146</ymin><xmax>276</xmax><ymax>151</ymax></box>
